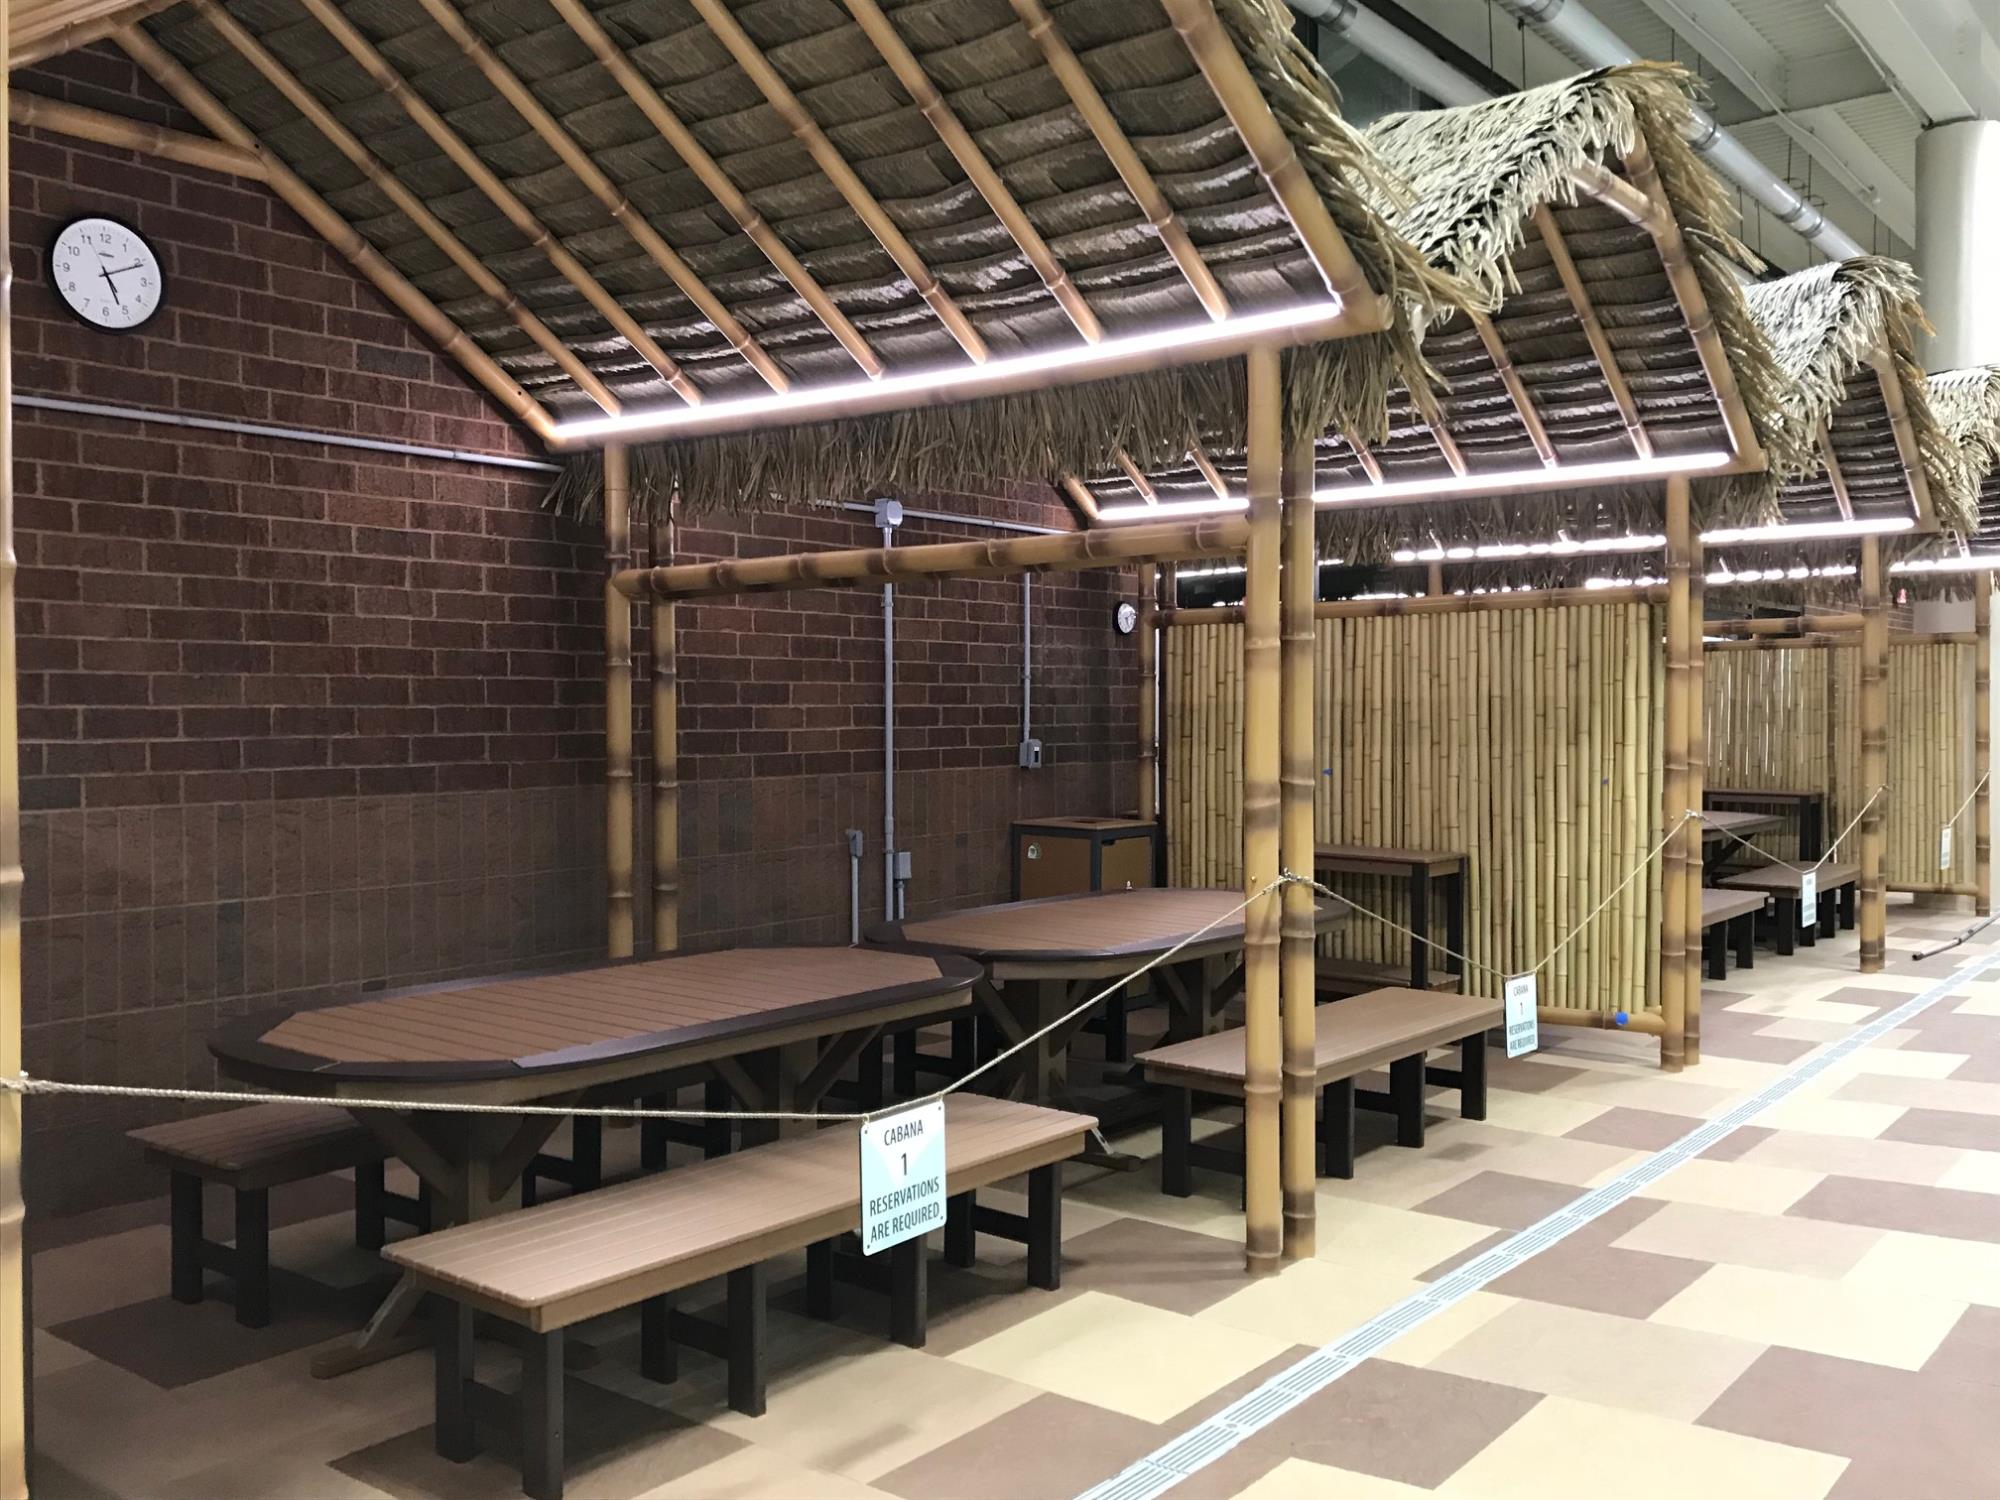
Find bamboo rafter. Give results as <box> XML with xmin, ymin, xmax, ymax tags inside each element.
<box><xmin>1190</xmin><ymin>441</ymin><xmax>1235</xmax><ymax>501</ymax></box>
<box><xmin>9</xmin><ymin>90</ymin><xmax>264</xmax><ymax>178</ymax></box>
<box><xmin>296</xmin><ymin>0</ymin><xmax>703</xmax><ymax>405</ymax></box>
<box><xmin>1337</xmin><ymin>424</ymin><xmax>1384</xmax><ymax>484</ymax></box>
<box><xmin>12</xmin><ymin>0</ymin><xmax>175</xmax><ymax>68</ymax></box>
<box><xmin>1869</xmin><ymin>348</ymin><xmax>1936</xmax><ymax>530</ymax></box>
<box><xmin>1058</xmin><ymin>474</ymin><xmax>1102</xmax><ymax>523</ymax></box>
<box><xmin>1818</xmin><ymin>426</ymin><xmax>1857</xmax><ymax>521</ymax></box>
<box><xmin>1533</xmin><ymin>203</ymin><xmax>1651</xmax><ymax>460</ymax></box>
<box><xmin>1006</xmin><ymin>0</ymin><xmax>1229</xmax><ymax>321</ymax></box>
<box><xmin>841</xmin><ymin>0</ymin><xmax>1101</xmax><ymax>344</ymax></box>
<box><xmin>1116</xmin><ymin>449</ymin><xmax>1162</xmax><ymax>504</ymax></box>
<box><xmin>543</xmin><ymin>0</ymin><xmax>882</xmax><ymax>381</ymax></box>
<box><xmin>409</xmin><ymin>0</ymin><xmax>787</xmax><ymax>393</ymax></box>
<box><xmin>1472</xmin><ymin>312</ymin><xmax>1558</xmax><ymax>467</ymax></box>
<box><xmin>1407</xmin><ymin>381</ymin><xmax>1468</xmax><ymax>478</ymax></box>
<box><xmin>191</xmin><ymin>0</ymin><xmax>622</xmax><ymax>415</ymax></box>
<box><xmin>684</xmin><ymin>0</ymin><xmax>988</xmax><ymax>364</ymax></box>
<box><xmin>115</xmin><ymin>24</ymin><xmax>555</xmax><ymax>443</ymax></box>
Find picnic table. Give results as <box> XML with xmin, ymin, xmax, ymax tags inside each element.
<box><xmin>1312</xmin><ymin>844</ymin><xmax>1468</xmax><ymax>993</ymax></box>
<box><xmin>210</xmin><ymin>945</ymin><xmax>979</xmax><ymax>1376</ymax></box>
<box><xmin>1705</xmin><ymin>788</ymin><xmax>1827</xmax><ymax>861</ymax></box>
<box><xmin>1700</xmin><ymin>809</ymin><xmax>1784</xmax><ymax>878</ymax></box>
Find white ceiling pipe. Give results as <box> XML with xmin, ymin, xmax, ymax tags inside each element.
<box><xmin>1283</xmin><ymin>0</ymin><xmax>1868</xmax><ymax>261</ymax></box>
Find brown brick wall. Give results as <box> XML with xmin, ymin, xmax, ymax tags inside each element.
<box><xmin>13</xmin><ymin>48</ymin><xmax>1140</xmax><ymax>1215</ymax></box>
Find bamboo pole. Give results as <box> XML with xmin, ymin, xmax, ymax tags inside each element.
<box><xmin>12</xmin><ymin>0</ymin><xmax>175</xmax><ymax>69</ymax></box>
<box><xmin>191</xmin><ymin>0</ymin><xmax>622</xmax><ymax>416</ymax></box>
<box><xmin>652</xmin><ymin>501</ymin><xmax>679</xmax><ymax>953</ymax></box>
<box><xmin>1139</xmin><ymin>563</ymin><xmax>1159</xmax><ymax>824</ymax></box>
<box><xmin>1473</xmin><ymin>313</ymin><xmax>1558</xmax><ymax>466</ymax></box>
<box><xmin>1868</xmin><ymin>350</ymin><xmax>1936</xmax><ymax>531</ymax></box>
<box><xmin>0</xmin><ymin>10</ymin><xmax>24</xmax><ymax>1489</ymax></box>
<box><xmin>296</xmin><ymin>0</ymin><xmax>704</xmax><ymax>406</ymax></box>
<box><xmin>1189</xmin><ymin>442</ymin><xmax>1234</xmax><ymax>501</ymax></box>
<box><xmin>1979</xmin><ymin>581</ymin><xmax>1992</xmax><ymax>917</ymax></box>
<box><xmin>621</xmin><ymin>514</ymin><xmax>1252</xmax><ymax>600</ymax></box>
<box><xmin>1709</xmin><ymin>613</ymin><xmax>1864</xmax><ymax>636</ymax></box>
<box><xmin>1057</xmin><ymin>475</ymin><xmax>1102</xmax><ymax>524</ymax></box>
<box><xmin>1860</xmin><ymin>536</ymin><xmax>1887</xmax><ymax>972</ymax></box>
<box><xmin>1660</xmin><ymin>474</ymin><xmax>1692</xmax><ymax>1071</ymax></box>
<box><xmin>1241</xmin><ymin>345</ymin><xmax>1283</xmax><ymax>1276</ymax></box>
<box><xmin>9</xmin><ymin>90</ymin><xmax>266</xmax><ymax>178</ymax></box>
<box><xmin>604</xmin><ymin>446</ymin><xmax>635</xmax><ymax>959</ymax></box>
<box><xmin>1164</xmin><ymin>583</ymin><xmax>1670</xmax><ymax>624</ymax></box>
<box><xmin>1533</xmin><ymin>205</ymin><xmax>1650</xmax><ymax>459</ymax></box>
<box><xmin>1116</xmin><ymin>450</ymin><xmax>1162</xmax><ymax>505</ymax></box>
<box><xmin>411</xmin><ymin>0</ymin><xmax>786</xmax><ymax>393</ymax></box>
<box><xmin>1818</xmin><ymin>427</ymin><xmax>1857</xmax><ymax>522</ymax></box>
<box><xmin>1278</xmin><ymin>428</ymin><xmax>1317</xmax><ymax>1262</ymax></box>
<box><xmin>115</xmin><ymin>25</ymin><xmax>556</xmax><ymax>445</ymax></box>
<box><xmin>1892</xmin><ymin>882</ymin><xmax>1979</xmax><ymax>896</ymax></box>
<box><xmin>1685</xmin><ymin>534</ymin><xmax>1705</xmax><ymax>1065</ymax></box>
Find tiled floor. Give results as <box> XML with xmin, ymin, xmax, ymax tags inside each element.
<box><xmin>25</xmin><ymin>898</ymin><xmax>2000</xmax><ymax>1499</ymax></box>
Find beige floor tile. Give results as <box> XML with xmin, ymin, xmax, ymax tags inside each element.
<box><xmin>1953</xmin><ymin>989</ymin><xmax>2000</xmax><ymax>1017</ymax></box>
<box><xmin>640</xmin><ymin>1444</ymin><xmax>894</xmax><ymax>1500</ymax></box>
<box><xmin>1427</xmin><ymin>1299</ymin><xmax>1766</xmax><ymax>1421</ymax></box>
<box><xmin>1199</xmin><ymin>1256</ymin><xmax>1511</xmax><ymax>1368</ymax></box>
<box><xmin>1938</xmin><ymin>1150</ymin><xmax>2000</xmax><ymax>1195</ymax></box>
<box><xmin>947</xmin><ymin>1289</ymin><xmax>1291</xmax><ymax>1424</ymax></box>
<box><xmin>1633</xmin><ymin>1157</ymin><xmax>1824</xmax><ymax>1214</ymax></box>
<box><xmin>31</xmin><ymin>1225</ymin><xmax>171</xmax><ymax>1325</ymax></box>
<box><xmin>1475</xmin><ymin>1090</ymin><xmax>1610</xmax><ymax>1138</ymax></box>
<box><xmin>1551</xmin><ymin>1073</ymin><xmax>1743</xmax><ymax>1119</ymax></box>
<box><xmin>1232</xmin><ymin>1457</ymin><xmax>1436</xmax><ymax>1500</ymax></box>
<box><xmin>1325</xmin><ymin>1151</ymin><xmax>1485</xmax><ymax>1210</ymax></box>
<box><xmin>1837</xmin><ymin>1047</ymin><xmax>1971</xmax><ymax>1079</ymax></box>
<box><xmin>1431</xmin><ymin>1132</ymin><xmax>1639</xmax><ymax>1189</ymax></box>
<box><xmin>1756</xmin><ymin>1019</ymin><xmax>1910</xmax><ymax>1046</ymax></box>
<box><xmin>1837</xmin><ymin>1074</ymin><xmax>2000</xmax><ymax>1117</ymax></box>
<box><xmin>31</xmin><ymin>1328</ymin><xmax>95</xmax><ymax>1379</ymax></box>
<box><xmin>1610</xmin><ymin>1200</ymin><xmax>1882</xmax><ymax>1279</ymax></box>
<box><xmin>1727</xmin><ymin>995</ymin><xmax>1881</xmax><ymax>1024</ymax></box>
<box><xmin>1372</xmin><ymin>1290</ymin><xmax>1520</xmax><ymax>1368</ymax></box>
<box><xmin>1311</xmin><ymin>1200</ymin><xmax>1501</xmax><ymax>1280</ymax></box>
<box><xmin>1844</xmin><ymin>1229</ymin><xmax>2000</xmax><ymax>1307</ymax></box>
<box><xmin>1437</xmin><ymin>1395</ymin><xmax>1846</xmax><ymax>1500</ymax></box>
<box><xmin>1751</xmin><ymin>1096</ymin><xmax>1906</xmax><ymax>1139</ymax></box>
<box><xmin>1652</xmin><ymin>1263</ymin><xmax>1966</xmax><ymax>1370</ymax></box>
<box><xmin>708</xmin><ymin>1340</ymin><xmax>1035</xmax><ymax>1483</ymax></box>
<box><xmin>1735</xmin><ymin>1129</ymin><xmax>1962</xmax><ymax>1186</ymax></box>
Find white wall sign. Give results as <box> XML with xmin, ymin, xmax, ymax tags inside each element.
<box><xmin>1503</xmin><ymin>973</ymin><xmax>1539</xmax><ymax>1058</ymax></box>
<box><xmin>859</xmin><ymin>1099</ymin><xmax>947</xmax><ymax>1255</ymax></box>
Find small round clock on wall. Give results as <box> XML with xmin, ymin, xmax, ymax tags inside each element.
<box><xmin>48</xmin><ymin>215</ymin><xmax>164</xmax><ymax>332</ymax></box>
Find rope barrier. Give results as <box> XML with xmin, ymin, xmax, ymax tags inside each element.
<box><xmin>1945</xmin><ymin>773</ymin><xmax>1989</xmax><ymax>837</ymax></box>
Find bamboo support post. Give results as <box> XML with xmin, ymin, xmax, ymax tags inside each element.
<box><xmin>1979</xmin><ymin>582</ymin><xmax>1992</xmax><ymax>917</ymax></box>
<box><xmin>604</xmin><ymin>446</ymin><xmax>635</xmax><ymax>959</ymax></box>
<box><xmin>652</xmin><ymin>502</ymin><xmax>679</xmax><ymax>954</ymax></box>
<box><xmin>1660</xmin><ymin>474</ymin><xmax>1692</xmax><ymax>1071</ymax></box>
<box><xmin>297</xmin><ymin>0</ymin><xmax>704</xmax><ymax>406</ymax></box>
<box><xmin>10</xmin><ymin>89</ymin><xmax>266</xmax><ymax>178</ymax></box>
<box><xmin>1139</xmin><ymin>563</ymin><xmax>1159</xmax><ymax>823</ymax></box>
<box><xmin>1860</xmin><ymin>536</ymin><xmax>1887</xmax><ymax>972</ymax></box>
<box><xmin>1241</xmin><ymin>345</ymin><xmax>1283</xmax><ymax>1275</ymax></box>
<box><xmin>192</xmin><ymin>0</ymin><xmax>621</xmax><ymax>416</ymax></box>
<box><xmin>1685</xmin><ymin>533</ymin><xmax>1705</xmax><ymax>1065</ymax></box>
<box><xmin>1279</xmin><ymin>429</ymin><xmax>1317</xmax><ymax>1262</ymax></box>
<box><xmin>115</xmin><ymin>24</ymin><xmax>555</xmax><ymax>444</ymax></box>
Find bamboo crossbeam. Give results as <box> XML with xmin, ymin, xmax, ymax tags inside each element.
<box><xmin>1165</xmin><ymin>583</ymin><xmax>1670</xmax><ymax>624</ymax></box>
<box><xmin>1661</xmin><ymin>473</ymin><xmax>1693</xmax><ymax>1070</ymax></box>
<box><xmin>684</xmin><ymin>0</ymin><xmax>988</xmax><ymax>364</ymax></box>
<box><xmin>1058</xmin><ymin>474</ymin><xmax>1102</xmax><ymax>523</ymax></box>
<box><xmin>115</xmin><ymin>25</ymin><xmax>555</xmax><ymax>444</ymax></box>
<box><xmin>1978</xmin><ymin>582</ymin><xmax>1991</xmax><ymax>917</ymax></box>
<box><xmin>1278</xmin><ymin>429</ymin><xmax>1318</xmax><ymax>1261</ymax></box>
<box><xmin>1006</xmin><ymin>0</ymin><xmax>1229</xmax><ymax>321</ymax></box>
<box><xmin>651</xmin><ymin>504</ymin><xmax>679</xmax><ymax>953</ymax></box>
<box><xmin>1569</xmin><ymin>161</ymin><xmax>1655</xmax><ymax>228</ymax></box>
<box><xmin>192</xmin><ymin>0</ymin><xmax>621</xmax><ymax>415</ymax></box>
<box><xmin>1709</xmin><ymin>613</ymin><xmax>1863</xmax><ymax>636</ymax></box>
<box><xmin>297</xmin><ymin>0</ymin><xmax>703</xmax><ymax>406</ymax></box>
<box><xmin>1189</xmin><ymin>441</ymin><xmax>1234</xmax><ymax>501</ymax></box>
<box><xmin>1116</xmin><ymin>449</ymin><xmax>1162</xmax><ymax>505</ymax></box>
<box><xmin>1706</xmin><ymin>635</ymin><xmax>1849</xmax><ymax>651</ymax></box>
<box><xmin>619</xmin><ymin>514</ymin><xmax>1250</xmax><ymax>600</ymax></box>
<box><xmin>1541</xmin><ymin>1006</ymin><xmax>1665</xmax><ymax>1035</ymax></box>
<box><xmin>1240</xmin><ymin>343</ymin><xmax>1283</xmax><ymax>1275</ymax></box>
<box><xmin>411</xmin><ymin>0</ymin><xmax>786</xmax><ymax>393</ymax></box>
<box><xmin>1473</xmin><ymin>312</ymin><xmax>1557</xmax><ymax>466</ymax></box>
<box><xmin>1533</xmin><ymin>204</ymin><xmax>1651</xmax><ymax>460</ymax></box>
<box><xmin>544</xmin><ymin>0</ymin><xmax>883</xmax><ymax>381</ymax></box>
<box><xmin>12</xmin><ymin>0</ymin><xmax>175</xmax><ymax>68</ymax></box>
<box><xmin>1890</xmin><ymin>882</ymin><xmax>1978</xmax><ymax>897</ymax></box>
<box><xmin>1139</xmin><ymin>562</ymin><xmax>1159</xmax><ymax>823</ymax></box>
<box><xmin>1155</xmin><ymin>0</ymin><xmax>1385</xmax><ymax>323</ymax></box>
<box><xmin>1818</xmin><ymin>426</ymin><xmax>1856</xmax><ymax>522</ymax></box>
<box><xmin>1859</xmin><ymin>535</ymin><xmax>1887</xmax><ymax>971</ymax></box>
<box><xmin>9</xmin><ymin>90</ymin><xmax>265</xmax><ymax>179</ymax></box>
<box><xmin>1869</xmin><ymin>348</ymin><xmax>1935</xmax><ymax>530</ymax></box>
<box><xmin>604</xmin><ymin>445</ymin><xmax>635</xmax><ymax>960</ymax></box>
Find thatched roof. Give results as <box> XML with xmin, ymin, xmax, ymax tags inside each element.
<box><xmin>1744</xmin><ymin>258</ymin><xmax>1970</xmax><ymax>532</ymax></box>
<box><xmin>1929</xmin><ymin>365</ymin><xmax>2000</xmax><ymax>544</ymax></box>
<box><xmin>123</xmin><ymin>0</ymin><xmax>1470</xmax><ymax>518</ymax></box>
<box><xmin>1079</xmin><ymin>64</ymin><xmax>1790</xmax><ymax>557</ymax></box>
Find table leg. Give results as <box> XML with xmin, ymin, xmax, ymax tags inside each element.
<box><xmin>1409</xmin><ymin>863</ymin><xmax>1430</xmax><ymax>990</ymax></box>
<box><xmin>721</xmin><ymin>1040</ymin><xmax>820</xmax><ymax>1145</ymax></box>
<box><xmin>1445</xmin><ymin>869</ymin><xmax>1467</xmax><ymax>992</ymax></box>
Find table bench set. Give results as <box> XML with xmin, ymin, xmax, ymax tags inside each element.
<box><xmin>1700</xmin><ymin>789</ymin><xmax>1858</xmax><ymax>975</ymax></box>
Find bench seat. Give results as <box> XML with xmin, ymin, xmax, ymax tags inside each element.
<box><xmin>1720</xmin><ymin>860</ymin><xmax>1859</xmax><ymax>954</ymax></box>
<box><xmin>130</xmin><ymin>1103</ymin><xmax>422</xmax><ymax>1327</ymax></box>
<box><xmin>1700</xmin><ymin>888</ymin><xmax>1765</xmax><ymax>980</ymax></box>
<box><xmin>1136</xmin><ymin>988</ymin><xmax>1500</xmax><ymax>1194</ymax></box>
<box><xmin>385</xmin><ymin>1094</ymin><xmax>1091</xmax><ymax>1500</ymax></box>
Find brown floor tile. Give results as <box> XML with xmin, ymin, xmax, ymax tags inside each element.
<box><xmin>1701</xmin><ymin>1345</ymin><xmax>2000</xmax><ymax>1500</ymax></box>
<box><xmin>1226</xmin><ymin>1357</ymin><xmax>1541</xmax><ymax>1488</ymax></box>
<box><xmin>1483</xmin><ymin>1057</ymin><xmax>1589</xmax><ymax>1093</ymax></box>
<box><xmin>874</xmin><ymin>1391</ymin><xmax>1159</xmax><ymax>1500</ymax></box>
<box><xmin>1565</xmin><ymin>1107</ymin><xmax>1703</xmax><ymax>1153</ymax></box>
<box><xmin>1788</xmin><ymin>1176</ymin><xmax>2000</xmax><ymax>1244</ymax></box>
<box><xmin>1482</xmin><ymin>1198</ymin><xmax>1712</xmax><ymax>1319</ymax></box>
<box><xmin>1058</xmin><ymin>1216</ymin><xmax>1257</xmax><ymax>1316</ymax></box>
<box><xmin>1921</xmin><ymin>1305</ymin><xmax>2000</xmax><ymax>1389</ymax></box>
<box><xmin>1414</xmin><ymin>1172</ymin><xmax>1589</xmax><ymax>1231</ymax></box>
<box><xmin>1880</xmin><ymin>1106</ymin><xmax>2000</xmax><ymax>1153</ymax></box>
<box><xmin>1698</xmin><ymin>1124</ymin><xmax>1776</xmax><ymax>1163</ymax></box>
<box><xmin>1700</xmin><ymin>1029</ymin><xmax>1821</xmax><ymax>1065</ymax></box>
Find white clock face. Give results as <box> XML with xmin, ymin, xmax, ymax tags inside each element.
<box><xmin>50</xmin><ymin>217</ymin><xmax>163</xmax><ymax>331</ymax></box>
<box><xmin>1116</xmin><ymin>601</ymin><xmax>1139</xmax><ymax>634</ymax></box>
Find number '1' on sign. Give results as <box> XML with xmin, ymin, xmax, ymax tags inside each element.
<box><xmin>1503</xmin><ymin>974</ymin><xmax>1539</xmax><ymax>1058</ymax></box>
<box><xmin>859</xmin><ymin>1099</ymin><xmax>946</xmax><ymax>1255</ymax></box>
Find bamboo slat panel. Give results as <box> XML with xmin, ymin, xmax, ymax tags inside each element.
<box><xmin>1165</xmin><ymin>602</ymin><xmax>1666</xmax><ymax>1014</ymax></box>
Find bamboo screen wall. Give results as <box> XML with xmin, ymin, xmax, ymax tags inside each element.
<box><xmin>1167</xmin><ymin>601</ymin><xmax>1667</xmax><ymax>1015</ymax></box>
<box><xmin>1706</xmin><ymin>640</ymin><xmax>1973</xmax><ymax>884</ymax></box>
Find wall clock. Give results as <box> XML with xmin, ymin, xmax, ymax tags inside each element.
<box><xmin>48</xmin><ymin>215</ymin><xmax>164</xmax><ymax>332</ymax></box>
<box><xmin>1115</xmin><ymin>601</ymin><xmax>1139</xmax><ymax>635</ymax></box>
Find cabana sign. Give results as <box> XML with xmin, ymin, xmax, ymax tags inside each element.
<box><xmin>859</xmin><ymin>1100</ymin><xmax>946</xmax><ymax>1255</ymax></box>
<box><xmin>1800</xmin><ymin>869</ymin><xmax>1819</xmax><ymax>929</ymax></box>
<box><xmin>1503</xmin><ymin>975</ymin><xmax>1539</xmax><ymax>1058</ymax></box>
<box><xmin>1942</xmin><ymin>827</ymin><xmax>1955</xmax><ymax>870</ymax></box>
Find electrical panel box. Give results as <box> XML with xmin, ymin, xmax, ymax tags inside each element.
<box><xmin>1010</xmin><ymin>816</ymin><xmax>1159</xmax><ymax>901</ymax></box>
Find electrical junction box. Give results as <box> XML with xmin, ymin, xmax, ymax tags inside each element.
<box><xmin>1018</xmin><ymin>737</ymin><xmax>1043</xmax><ymax>770</ymax></box>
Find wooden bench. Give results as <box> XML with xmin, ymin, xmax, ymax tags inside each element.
<box><xmin>1135</xmin><ymin>988</ymin><xmax>1502</xmax><ymax>1194</ymax></box>
<box><xmin>1700</xmin><ymin>888</ymin><xmax>1765</xmax><ymax>980</ymax></box>
<box><xmin>1719</xmin><ymin>860</ymin><xmax>1859</xmax><ymax>955</ymax></box>
<box><xmin>384</xmin><ymin>1095</ymin><xmax>1091</xmax><ymax>1500</ymax></box>
<box><xmin>130</xmin><ymin>1103</ymin><xmax>426</xmax><ymax>1327</ymax></box>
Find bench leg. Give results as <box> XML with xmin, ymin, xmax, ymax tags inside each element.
<box><xmin>892</xmin><ymin>1030</ymin><xmax>917</xmax><ymax>1097</ymax></box>
<box><xmin>806</xmin><ymin>1240</ymin><xmax>836</xmax><ymax>1320</ymax></box>
<box><xmin>1840</xmin><ymin>883</ymin><xmax>1857</xmax><ymax>931</ymax></box>
<box><xmin>890</xmin><ymin>1237</ymin><xmax>927</xmax><ymax>1349</ymax></box>
<box><xmin>234</xmin><ymin>1187</ymin><xmax>271</xmax><ymax>1329</ymax></box>
<box><xmin>1101</xmin><ymin>995</ymin><xmax>1128</xmax><ymax>1065</ymax></box>
<box><xmin>952</xmin><ymin>1017</ymin><xmax>976</xmax><ymax>1075</ymax></box>
<box><xmin>640</xmin><ymin>1094</ymin><xmax>668</xmax><ymax>1173</ymax></box>
<box><xmin>522</xmin><ymin>1329</ymin><xmax>565</xmax><ymax>1500</ymax></box>
<box><xmin>640</xmin><ymin>1295</ymin><xmax>675</xmax><ymax>1384</ymax></box>
<box><xmin>703</xmin><ymin>1080</ymin><xmax>733</xmax><ymax>1160</ymax></box>
<box><xmin>944</xmin><ymin>1192</ymin><xmax>976</xmax><ymax>1268</ymax></box>
<box><xmin>1820</xmin><ymin>896</ymin><xmax>1838</xmax><ymax>939</ymax></box>
<box><xmin>571</xmin><ymin>1118</ymin><xmax>603</xmax><ymax>1193</ymax></box>
<box><xmin>1027</xmin><ymin>1164</ymin><xmax>1061</xmax><ymax>1291</ymax></box>
<box><xmin>1705</xmin><ymin>924</ymin><xmax>1726</xmax><ymax>981</ymax></box>
<box><xmin>1319</xmin><ymin>1078</ymin><xmax>1354</xmax><ymax>1180</ymax></box>
<box><xmin>1161</xmin><ymin>1087</ymin><xmax>1193</xmax><ymax>1198</ymax></box>
<box><xmin>1390</xmin><ymin>1055</ymin><xmax>1426</xmax><ymax>1148</ymax></box>
<box><xmin>434</xmin><ymin>1301</ymin><xmax>476</xmax><ymax>1463</ymax></box>
<box><xmin>1775</xmin><ymin>899</ymin><xmax>1797</xmax><ymax>956</ymax></box>
<box><xmin>726</xmin><ymin>1265</ymin><xmax>767</xmax><ymax>1418</ymax></box>
<box><xmin>169</xmin><ymin>1172</ymin><xmax>203</xmax><ymax>1305</ymax></box>
<box><xmin>856</xmin><ymin>1037</ymin><xmax>886</xmax><ymax>1111</ymax></box>
<box><xmin>354</xmin><ymin>1160</ymin><xmax>386</xmax><ymax>1252</ymax></box>
<box><xmin>1459</xmin><ymin>1034</ymin><xmax>1487</xmax><ymax>1122</ymax></box>
<box><xmin>1735</xmin><ymin>913</ymin><xmax>1755</xmax><ymax>971</ymax></box>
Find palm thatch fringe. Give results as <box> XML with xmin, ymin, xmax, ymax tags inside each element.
<box><xmin>1930</xmin><ymin>365</ymin><xmax>2000</xmax><ymax>501</ymax></box>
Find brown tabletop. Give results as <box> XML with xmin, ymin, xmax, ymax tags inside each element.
<box><xmin>1701</xmin><ymin>810</ymin><xmax>1784</xmax><ymax>843</ymax></box>
<box><xmin>1313</xmin><ymin>843</ymin><xmax>1467</xmax><ymax>878</ymax></box>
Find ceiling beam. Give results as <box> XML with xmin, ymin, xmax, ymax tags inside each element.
<box><xmin>1827</xmin><ymin>0</ymin><xmax>1999</xmax><ymax>125</ymax></box>
<box><xmin>12</xmin><ymin>0</ymin><xmax>177</xmax><ymax>70</ymax></box>
<box><xmin>9</xmin><ymin>90</ymin><xmax>265</xmax><ymax>178</ymax></box>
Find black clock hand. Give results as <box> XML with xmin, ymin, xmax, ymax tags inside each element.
<box><xmin>96</xmin><ymin>265</ymin><xmax>124</xmax><ymax>307</ymax></box>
